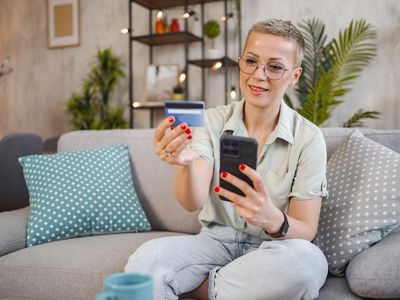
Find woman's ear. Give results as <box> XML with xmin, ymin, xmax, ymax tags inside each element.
<box><xmin>291</xmin><ymin>67</ymin><xmax>302</xmax><ymax>86</ymax></box>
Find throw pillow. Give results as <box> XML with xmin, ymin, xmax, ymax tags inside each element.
<box><xmin>19</xmin><ymin>144</ymin><xmax>151</xmax><ymax>247</ymax></box>
<box><xmin>314</xmin><ymin>130</ymin><xmax>400</xmax><ymax>276</ymax></box>
<box><xmin>346</xmin><ymin>227</ymin><xmax>400</xmax><ymax>298</ymax></box>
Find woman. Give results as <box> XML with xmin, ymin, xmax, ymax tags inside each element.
<box><xmin>125</xmin><ymin>19</ymin><xmax>328</xmax><ymax>300</ymax></box>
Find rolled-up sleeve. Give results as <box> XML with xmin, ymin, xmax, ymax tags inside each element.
<box><xmin>288</xmin><ymin>132</ymin><xmax>328</xmax><ymax>200</ymax></box>
<box><xmin>191</xmin><ymin>114</ymin><xmax>214</xmax><ymax>166</ymax></box>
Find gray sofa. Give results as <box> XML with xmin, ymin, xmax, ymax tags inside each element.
<box><xmin>0</xmin><ymin>128</ymin><xmax>399</xmax><ymax>300</ymax></box>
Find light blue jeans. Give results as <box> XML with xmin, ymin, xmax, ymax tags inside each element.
<box><xmin>124</xmin><ymin>223</ymin><xmax>328</xmax><ymax>300</ymax></box>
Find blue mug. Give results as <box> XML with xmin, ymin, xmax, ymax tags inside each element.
<box><xmin>95</xmin><ymin>272</ymin><xmax>153</xmax><ymax>300</ymax></box>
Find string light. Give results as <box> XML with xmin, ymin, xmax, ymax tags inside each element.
<box><xmin>120</xmin><ymin>28</ymin><xmax>130</xmax><ymax>34</ymax></box>
<box><xmin>178</xmin><ymin>72</ymin><xmax>186</xmax><ymax>84</ymax></box>
<box><xmin>230</xmin><ymin>86</ymin><xmax>237</xmax><ymax>100</ymax></box>
<box><xmin>221</xmin><ymin>13</ymin><xmax>234</xmax><ymax>21</ymax></box>
<box><xmin>182</xmin><ymin>9</ymin><xmax>196</xmax><ymax>19</ymax></box>
<box><xmin>212</xmin><ymin>61</ymin><xmax>223</xmax><ymax>70</ymax></box>
<box><xmin>156</xmin><ymin>9</ymin><xmax>163</xmax><ymax>19</ymax></box>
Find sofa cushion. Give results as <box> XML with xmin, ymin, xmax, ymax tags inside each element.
<box><xmin>346</xmin><ymin>227</ymin><xmax>400</xmax><ymax>298</ymax></box>
<box><xmin>19</xmin><ymin>144</ymin><xmax>151</xmax><ymax>247</ymax></box>
<box><xmin>0</xmin><ymin>231</ymin><xmax>185</xmax><ymax>300</ymax></box>
<box><xmin>0</xmin><ymin>206</ymin><xmax>29</xmax><ymax>256</ymax></box>
<box><xmin>57</xmin><ymin>129</ymin><xmax>202</xmax><ymax>235</ymax></box>
<box><xmin>314</xmin><ymin>130</ymin><xmax>400</xmax><ymax>276</ymax></box>
<box><xmin>319</xmin><ymin>277</ymin><xmax>365</xmax><ymax>300</ymax></box>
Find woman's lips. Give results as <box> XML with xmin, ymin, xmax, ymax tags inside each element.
<box><xmin>249</xmin><ymin>84</ymin><xmax>269</xmax><ymax>95</ymax></box>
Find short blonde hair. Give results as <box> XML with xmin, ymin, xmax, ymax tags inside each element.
<box><xmin>243</xmin><ymin>19</ymin><xmax>305</xmax><ymax>67</ymax></box>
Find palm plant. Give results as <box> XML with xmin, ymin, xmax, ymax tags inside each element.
<box><xmin>66</xmin><ymin>48</ymin><xmax>127</xmax><ymax>130</ymax></box>
<box><xmin>286</xmin><ymin>18</ymin><xmax>380</xmax><ymax>127</ymax></box>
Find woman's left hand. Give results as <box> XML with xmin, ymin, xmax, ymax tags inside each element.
<box><xmin>213</xmin><ymin>164</ymin><xmax>279</xmax><ymax>229</ymax></box>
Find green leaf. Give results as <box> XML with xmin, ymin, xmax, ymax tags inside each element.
<box><xmin>296</xmin><ymin>18</ymin><xmax>378</xmax><ymax>127</ymax></box>
<box><xmin>342</xmin><ymin>109</ymin><xmax>381</xmax><ymax>127</ymax></box>
<box><xmin>65</xmin><ymin>48</ymin><xmax>127</xmax><ymax>130</ymax></box>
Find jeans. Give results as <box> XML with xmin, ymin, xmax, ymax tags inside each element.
<box><xmin>124</xmin><ymin>223</ymin><xmax>328</xmax><ymax>300</ymax></box>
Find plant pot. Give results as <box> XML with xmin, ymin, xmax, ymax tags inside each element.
<box><xmin>171</xmin><ymin>93</ymin><xmax>185</xmax><ymax>101</ymax></box>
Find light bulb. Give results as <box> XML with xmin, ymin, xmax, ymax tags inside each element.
<box><xmin>120</xmin><ymin>28</ymin><xmax>129</xmax><ymax>34</ymax></box>
<box><xmin>157</xmin><ymin>10</ymin><xmax>163</xmax><ymax>19</ymax></box>
<box><xmin>221</xmin><ymin>13</ymin><xmax>234</xmax><ymax>22</ymax></box>
<box><xmin>182</xmin><ymin>9</ymin><xmax>195</xmax><ymax>19</ymax></box>
<box><xmin>212</xmin><ymin>61</ymin><xmax>222</xmax><ymax>70</ymax></box>
<box><xmin>179</xmin><ymin>72</ymin><xmax>186</xmax><ymax>84</ymax></box>
<box><xmin>230</xmin><ymin>86</ymin><xmax>237</xmax><ymax>100</ymax></box>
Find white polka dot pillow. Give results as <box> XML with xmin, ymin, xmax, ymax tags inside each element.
<box><xmin>314</xmin><ymin>130</ymin><xmax>400</xmax><ymax>276</ymax></box>
<box><xmin>19</xmin><ymin>144</ymin><xmax>151</xmax><ymax>247</ymax></box>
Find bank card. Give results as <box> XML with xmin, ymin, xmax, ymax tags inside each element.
<box><xmin>164</xmin><ymin>101</ymin><xmax>205</xmax><ymax>127</ymax></box>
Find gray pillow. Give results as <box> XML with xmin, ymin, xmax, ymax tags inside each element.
<box><xmin>314</xmin><ymin>130</ymin><xmax>400</xmax><ymax>276</ymax></box>
<box><xmin>346</xmin><ymin>227</ymin><xmax>400</xmax><ymax>298</ymax></box>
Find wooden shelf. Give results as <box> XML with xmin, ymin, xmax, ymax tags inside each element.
<box><xmin>188</xmin><ymin>56</ymin><xmax>238</xmax><ymax>68</ymax></box>
<box><xmin>132</xmin><ymin>101</ymin><xmax>165</xmax><ymax>108</ymax></box>
<box><xmin>132</xmin><ymin>0</ymin><xmax>222</xmax><ymax>10</ymax></box>
<box><xmin>132</xmin><ymin>31</ymin><xmax>202</xmax><ymax>46</ymax></box>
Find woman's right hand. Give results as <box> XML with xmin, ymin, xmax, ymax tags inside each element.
<box><xmin>153</xmin><ymin>116</ymin><xmax>194</xmax><ymax>166</ymax></box>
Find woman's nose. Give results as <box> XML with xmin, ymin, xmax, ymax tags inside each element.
<box><xmin>253</xmin><ymin>64</ymin><xmax>268</xmax><ymax>80</ymax></box>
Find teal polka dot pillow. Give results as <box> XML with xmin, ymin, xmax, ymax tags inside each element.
<box><xmin>19</xmin><ymin>144</ymin><xmax>151</xmax><ymax>247</ymax></box>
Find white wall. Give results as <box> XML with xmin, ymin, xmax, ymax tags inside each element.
<box><xmin>0</xmin><ymin>0</ymin><xmax>399</xmax><ymax>140</ymax></box>
<box><xmin>0</xmin><ymin>0</ymin><xmax>239</xmax><ymax>138</ymax></box>
<box><xmin>242</xmin><ymin>0</ymin><xmax>400</xmax><ymax>128</ymax></box>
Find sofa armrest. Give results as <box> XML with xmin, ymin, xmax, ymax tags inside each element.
<box><xmin>0</xmin><ymin>206</ymin><xmax>29</xmax><ymax>256</ymax></box>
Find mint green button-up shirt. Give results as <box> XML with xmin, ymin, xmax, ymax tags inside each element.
<box><xmin>191</xmin><ymin>99</ymin><xmax>328</xmax><ymax>239</ymax></box>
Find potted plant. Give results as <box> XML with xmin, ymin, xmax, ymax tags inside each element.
<box><xmin>66</xmin><ymin>48</ymin><xmax>127</xmax><ymax>130</ymax></box>
<box><xmin>285</xmin><ymin>18</ymin><xmax>380</xmax><ymax>127</ymax></box>
<box><xmin>203</xmin><ymin>20</ymin><xmax>221</xmax><ymax>59</ymax></box>
<box><xmin>172</xmin><ymin>84</ymin><xmax>184</xmax><ymax>100</ymax></box>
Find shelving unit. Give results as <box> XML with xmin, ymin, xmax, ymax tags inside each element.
<box><xmin>128</xmin><ymin>0</ymin><xmax>239</xmax><ymax>128</ymax></box>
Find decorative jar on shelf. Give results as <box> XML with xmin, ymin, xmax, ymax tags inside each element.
<box><xmin>170</xmin><ymin>19</ymin><xmax>180</xmax><ymax>32</ymax></box>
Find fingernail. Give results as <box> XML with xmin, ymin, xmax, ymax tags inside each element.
<box><xmin>188</xmin><ymin>135</ymin><xmax>192</xmax><ymax>140</ymax></box>
<box><xmin>240</xmin><ymin>164</ymin><xmax>246</xmax><ymax>171</ymax></box>
<box><xmin>180</xmin><ymin>124</ymin><xmax>187</xmax><ymax>130</ymax></box>
<box><xmin>185</xmin><ymin>128</ymin><xmax>191</xmax><ymax>134</ymax></box>
<box><xmin>213</xmin><ymin>186</ymin><xmax>220</xmax><ymax>193</ymax></box>
<box><xmin>221</xmin><ymin>172</ymin><xmax>228</xmax><ymax>178</ymax></box>
<box><xmin>168</xmin><ymin>117</ymin><xmax>174</xmax><ymax>123</ymax></box>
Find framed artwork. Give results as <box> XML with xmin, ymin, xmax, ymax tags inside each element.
<box><xmin>145</xmin><ymin>64</ymin><xmax>179</xmax><ymax>102</ymax></box>
<box><xmin>47</xmin><ymin>0</ymin><xmax>80</xmax><ymax>48</ymax></box>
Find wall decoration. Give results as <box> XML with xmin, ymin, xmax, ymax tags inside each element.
<box><xmin>145</xmin><ymin>64</ymin><xmax>179</xmax><ymax>102</ymax></box>
<box><xmin>47</xmin><ymin>0</ymin><xmax>80</xmax><ymax>48</ymax></box>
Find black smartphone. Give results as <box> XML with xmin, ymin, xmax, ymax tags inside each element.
<box><xmin>219</xmin><ymin>135</ymin><xmax>258</xmax><ymax>201</ymax></box>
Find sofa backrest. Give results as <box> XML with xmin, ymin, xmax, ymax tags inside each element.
<box><xmin>58</xmin><ymin>128</ymin><xmax>400</xmax><ymax>234</ymax></box>
<box><xmin>0</xmin><ymin>133</ymin><xmax>43</xmax><ymax>212</ymax></box>
<box><xmin>321</xmin><ymin>127</ymin><xmax>400</xmax><ymax>159</ymax></box>
<box><xmin>58</xmin><ymin>129</ymin><xmax>202</xmax><ymax>234</ymax></box>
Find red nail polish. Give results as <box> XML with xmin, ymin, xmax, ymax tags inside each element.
<box><xmin>188</xmin><ymin>135</ymin><xmax>192</xmax><ymax>140</ymax></box>
<box><xmin>180</xmin><ymin>124</ymin><xmax>187</xmax><ymax>130</ymax></box>
<box><xmin>221</xmin><ymin>172</ymin><xmax>228</xmax><ymax>178</ymax></box>
<box><xmin>240</xmin><ymin>164</ymin><xmax>246</xmax><ymax>171</ymax></box>
<box><xmin>185</xmin><ymin>128</ymin><xmax>191</xmax><ymax>134</ymax></box>
<box><xmin>168</xmin><ymin>117</ymin><xmax>174</xmax><ymax>123</ymax></box>
<box><xmin>213</xmin><ymin>186</ymin><xmax>220</xmax><ymax>193</ymax></box>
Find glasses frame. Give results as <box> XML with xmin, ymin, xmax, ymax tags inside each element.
<box><xmin>238</xmin><ymin>55</ymin><xmax>294</xmax><ymax>81</ymax></box>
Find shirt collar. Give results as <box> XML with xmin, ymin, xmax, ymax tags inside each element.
<box><xmin>221</xmin><ymin>99</ymin><xmax>295</xmax><ymax>144</ymax></box>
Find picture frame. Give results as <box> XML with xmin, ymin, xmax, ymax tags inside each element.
<box><xmin>145</xmin><ymin>64</ymin><xmax>179</xmax><ymax>102</ymax></box>
<box><xmin>47</xmin><ymin>0</ymin><xmax>80</xmax><ymax>48</ymax></box>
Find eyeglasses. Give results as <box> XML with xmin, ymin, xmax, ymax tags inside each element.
<box><xmin>238</xmin><ymin>55</ymin><xmax>291</xmax><ymax>81</ymax></box>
